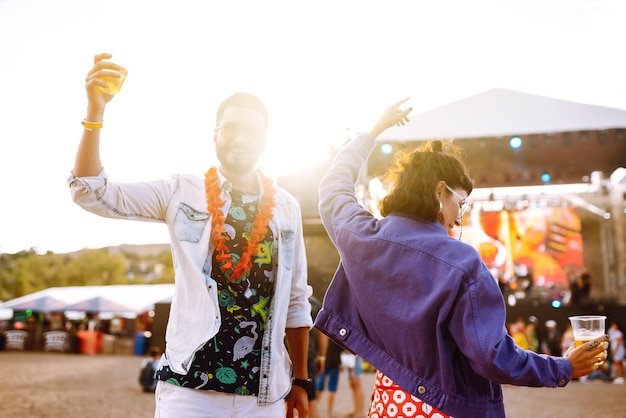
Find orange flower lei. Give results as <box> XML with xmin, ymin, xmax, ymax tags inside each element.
<box><xmin>204</xmin><ymin>167</ymin><xmax>276</xmax><ymax>283</ymax></box>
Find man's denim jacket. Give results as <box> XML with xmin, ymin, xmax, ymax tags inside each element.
<box><xmin>69</xmin><ymin>168</ymin><xmax>312</xmax><ymax>405</ymax></box>
<box><xmin>315</xmin><ymin>134</ymin><xmax>572</xmax><ymax>418</ymax></box>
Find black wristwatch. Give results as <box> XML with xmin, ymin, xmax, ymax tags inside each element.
<box><xmin>292</xmin><ymin>377</ymin><xmax>314</xmax><ymax>393</ymax></box>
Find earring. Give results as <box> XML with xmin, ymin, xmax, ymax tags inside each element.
<box><xmin>439</xmin><ymin>201</ymin><xmax>443</xmax><ymax>213</ymax></box>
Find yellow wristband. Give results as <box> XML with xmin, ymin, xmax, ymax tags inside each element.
<box><xmin>82</xmin><ymin>119</ymin><xmax>103</xmax><ymax>130</ymax></box>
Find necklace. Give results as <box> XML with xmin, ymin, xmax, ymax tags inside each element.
<box><xmin>204</xmin><ymin>167</ymin><xmax>276</xmax><ymax>283</ymax></box>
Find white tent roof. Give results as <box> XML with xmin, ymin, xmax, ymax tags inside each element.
<box><xmin>0</xmin><ymin>284</ymin><xmax>174</xmax><ymax>315</ymax></box>
<box><xmin>379</xmin><ymin>88</ymin><xmax>626</xmax><ymax>141</ymax></box>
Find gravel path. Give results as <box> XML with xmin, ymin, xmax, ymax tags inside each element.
<box><xmin>1</xmin><ymin>351</ymin><xmax>624</xmax><ymax>417</ymax></box>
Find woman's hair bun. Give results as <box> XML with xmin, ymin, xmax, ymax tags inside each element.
<box><xmin>431</xmin><ymin>140</ymin><xmax>444</xmax><ymax>153</ymax></box>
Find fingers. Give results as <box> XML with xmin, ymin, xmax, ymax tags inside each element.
<box><xmin>368</xmin><ymin>97</ymin><xmax>413</xmax><ymax>138</ymax></box>
<box><xmin>391</xmin><ymin>96</ymin><xmax>411</xmax><ymax>109</ymax></box>
<box><xmin>586</xmin><ymin>340</ymin><xmax>601</xmax><ymax>351</ymax></box>
<box><xmin>85</xmin><ymin>77</ymin><xmax>108</xmax><ymax>92</ymax></box>
<box><xmin>589</xmin><ymin>339</ymin><xmax>609</xmax><ymax>359</ymax></box>
<box><xmin>388</xmin><ymin>98</ymin><xmax>411</xmax><ymax>116</ymax></box>
<box><xmin>592</xmin><ymin>334</ymin><xmax>610</xmax><ymax>345</ymax></box>
<box><xmin>566</xmin><ymin>335</ymin><xmax>611</xmax><ymax>378</ymax></box>
<box><xmin>88</xmin><ymin>53</ymin><xmax>124</xmax><ymax>77</ymax></box>
<box><xmin>85</xmin><ymin>53</ymin><xmax>125</xmax><ymax>106</ymax></box>
<box><xmin>87</xmin><ymin>61</ymin><xmax>125</xmax><ymax>78</ymax></box>
<box><xmin>394</xmin><ymin>106</ymin><xmax>412</xmax><ymax>126</ymax></box>
<box><xmin>94</xmin><ymin>52</ymin><xmax>113</xmax><ymax>64</ymax></box>
<box><xmin>387</xmin><ymin>98</ymin><xmax>412</xmax><ymax>126</ymax></box>
<box><xmin>580</xmin><ymin>338</ymin><xmax>609</xmax><ymax>375</ymax></box>
<box><xmin>586</xmin><ymin>340</ymin><xmax>609</xmax><ymax>362</ymax></box>
<box><xmin>86</xmin><ymin>54</ymin><xmax>126</xmax><ymax>96</ymax></box>
<box><xmin>585</xmin><ymin>336</ymin><xmax>609</xmax><ymax>357</ymax></box>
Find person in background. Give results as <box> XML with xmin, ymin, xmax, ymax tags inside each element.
<box><xmin>315</xmin><ymin>339</ymin><xmax>342</xmax><ymax>418</ymax></box>
<box><xmin>69</xmin><ymin>53</ymin><xmax>312</xmax><ymax>417</ymax></box>
<box><xmin>511</xmin><ymin>317</ymin><xmax>529</xmax><ymax>350</ymax></box>
<box><xmin>587</xmin><ymin>361</ymin><xmax>612</xmax><ymax>382</ymax></box>
<box><xmin>571</xmin><ymin>271</ymin><xmax>592</xmax><ymax>305</ymax></box>
<box><xmin>139</xmin><ymin>346</ymin><xmax>162</xmax><ymax>392</ymax></box>
<box><xmin>526</xmin><ymin>316</ymin><xmax>541</xmax><ymax>353</ymax></box>
<box><xmin>315</xmin><ymin>98</ymin><xmax>609</xmax><ymax>417</ymax></box>
<box><xmin>542</xmin><ymin>320</ymin><xmax>562</xmax><ymax>357</ymax></box>
<box><xmin>307</xmin><ymin>287</ymin><xmax>328</xmax><ymax>418</ymax></box>
<box><xmin>608</xmin><ymin>320</ymin><xmax>625</xmax><ymax>384</ymax></box>
<box><xmin>561</xmin><ymin>324</ymin><xmax>575</xmax><ymax>357</ymax></box>
<box><xmin>344</xmin><ymin>354</ymin><xmax>365</xmax><ymax>418</ymax></box>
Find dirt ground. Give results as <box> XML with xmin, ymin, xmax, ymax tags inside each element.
<box><xmin>0</xmin><ymin>351</ymin><xmax>625</xmax><ymax>418</ymax></box>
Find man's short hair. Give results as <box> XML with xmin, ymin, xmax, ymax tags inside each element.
<box><xmin>216</xmin><ymin>92</ymin><xmax>268</xmax><ymax>130</ymax></box>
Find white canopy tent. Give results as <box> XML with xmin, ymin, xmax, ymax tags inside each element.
<box><xmin>379</xmin><ymin>88</ymin><xmax>626</xmax><ymax>142</ymax></box>
<box><xmin>0</xmin><ymin>284</ymin><xmax>174</xmax><ymax>318</ymax></box>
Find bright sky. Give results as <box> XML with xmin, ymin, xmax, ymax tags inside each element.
<box><xmin>1</xmin><ymin>0</ymin><xmax>625</xmax><ymax>254</ymax></box>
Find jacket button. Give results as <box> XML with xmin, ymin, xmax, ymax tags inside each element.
<box><xmin>418</xmin><ymin>385</ymin><xmax>426</xmax><ymax>394</ymax></box>
<box><xmin>559</xmin><ymin>379</ymin><xmax>566</xmax><ymax>387</ymax></box>
<box><xmin>339</xmin><ymin>328</ymin><xmax>347</xmax><ymax>336</ymax></box>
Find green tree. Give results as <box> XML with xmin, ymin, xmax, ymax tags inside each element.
<box><xmin>13</xmin><ymin>252</ymin><xmax>68</xmax><ymax>296</ymax></box>
<box><xmin>1</xmin><ymin>245</ymin><xmax>172</xmax><ymax>300</ymax></box>
<box><xmin>63</xmin><ymin>249</ymin><xmax>127</xmax><ymax>286</ymax></box>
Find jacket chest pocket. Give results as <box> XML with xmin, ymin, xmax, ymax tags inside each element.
<box><xmin>173</xmin><ymin>203</ymin><xmax>210</xmax><ymax>243</ymax></box>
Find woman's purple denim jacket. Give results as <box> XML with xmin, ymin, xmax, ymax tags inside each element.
<box><xmin>315</xmin><ymin>133</ymin><xmax>571</xmax><ymax>418</ymax></box>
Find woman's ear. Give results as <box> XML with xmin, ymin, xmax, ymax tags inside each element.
<box><xmin>434</xmin><ymin>181</ymin><xmax>446</xmax><ymax>200</ymax></box>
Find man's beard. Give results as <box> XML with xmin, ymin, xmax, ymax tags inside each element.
<box><xmin>216</xmin><ymin>144</ymin><xmax>260</xmax><ymax>174</ymax></box>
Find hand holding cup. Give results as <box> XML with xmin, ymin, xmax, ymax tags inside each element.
<box><xmin>85</xmin><ymin>53</ymin><xmax>128</xmax><ymax>108</ymax></box>
<box><xmin>564</xmin><ymin>315</ymin><xmax>609</xmax><ymax>378</ymax></box>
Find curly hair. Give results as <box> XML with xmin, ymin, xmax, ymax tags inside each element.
<box><xmin>378</xmin><ymin>139</ymin><xmax>473</xmax><ymax>220</ymax></box>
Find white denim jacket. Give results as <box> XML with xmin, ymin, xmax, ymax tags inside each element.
<box><xmin>68</xmin><ymin>168</ymin><xmax>312</xmax><ymax>405</ymax></box>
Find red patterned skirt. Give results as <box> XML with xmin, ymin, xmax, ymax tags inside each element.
<box><xmin>368</xmin><ymin>370</ymin><xmax>452</xmax><ymax>418</ymax></box>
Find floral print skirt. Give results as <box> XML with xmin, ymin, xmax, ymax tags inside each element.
<box><xmin>368</xmin><ymin>370</ymin><xmax>452</xmax><ymax>418</ymax></box>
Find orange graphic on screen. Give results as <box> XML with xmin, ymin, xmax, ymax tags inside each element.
<box><xmin>462</xmin><ymin>207</ymin><xmax>584</xmax><ymax>289</ymax></box>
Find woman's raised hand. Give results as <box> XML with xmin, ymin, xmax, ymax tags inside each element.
<box><xmin>368</xmin><ymin>97</ymin><xmax>412</xmax><ymax>139</ymax></box>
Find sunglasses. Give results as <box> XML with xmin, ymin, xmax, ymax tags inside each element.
<box><xmin>216</xmin><ymin>122</ymin><xmax>266</xmax><ymax>142</ymax></box>
<box><xmin>445</xmin><ymin>184</ymin><xmax>470</xmax><ymax>218</ymax></box>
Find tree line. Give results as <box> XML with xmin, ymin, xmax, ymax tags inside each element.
<box><xmin>0</xmin><ymin>246</ymin><xmax>174</xmax><ymax>302</ymax></box>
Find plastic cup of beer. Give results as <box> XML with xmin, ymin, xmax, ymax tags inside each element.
<box><xmin>569</xmin><ymin>315</ymin><xmax>606</xmax><ymax>363</ymax></box>
<box><xmin>99</xmin><ymin>66</ymin><xmax>127</xmax><ymax>95</ymax></box>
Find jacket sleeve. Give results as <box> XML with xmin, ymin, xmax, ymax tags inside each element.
<box><xmin>318</xmin><ymin>134</ymin><xmax>377</xmax><ymax>247</ymax></box>
<box><xmin>68</xmin><ymin>168</ymin><xmax>176</xmax><ymax>223</ymax></box>
<box><xmin>282</xmin><ymin>191</ymin><xmax>313</xmax><ymax>329</ymax></box>
<box><xmin>450</xmin><ymin>265</ymin><xmax>572</xmax><ymax>388</ymax></box>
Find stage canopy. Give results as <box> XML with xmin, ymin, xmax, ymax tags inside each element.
<box><xmin>379</xmin><ymin>88</ymin><xmax>626</xmax><ymax>142</ymax></box>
